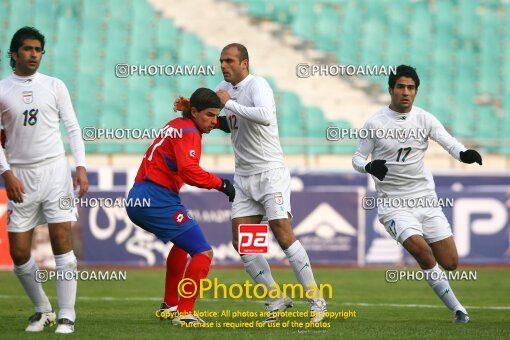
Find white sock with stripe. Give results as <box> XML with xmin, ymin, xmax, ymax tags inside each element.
<box><xmin>14</xmin><ymin>256</ymin><xmax>52</xmax><ymax>313</ymax></box>
<box><xmin>283</xmin><ymin>240</ymin><xmax>320</xmax><ymax>300</ymax></box>
<box><xmin>424</xmin><ymin>264</ymin><xmax>467</xmax><ymax>314</ymax></box>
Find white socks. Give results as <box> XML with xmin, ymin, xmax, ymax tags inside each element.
<box><xmin>241</xmin><ymin>241</ymin><xmax>320</xmax><ymax>302</ymax></box>
<box><xmin>14</xmin><ymin>256</ymin><xmax>52</xmax><ymax>313</ymax></box>
<box><xmin>424</xmin><ymin>264</ymin><xmax>467</xmax><ymax>314</ymax></box>
<box><xmin>55</xmin><ymin>251</ymin><xmax>77</xmax><ymax>321</ymax></box>
<box><xmin>283</xmin><ymin>240</ymin><xmax>319</xmax><ymax>299</ymax></box>
<box><xmin>241</xmin><ymin>254</ymin><xmax>280</xmax><ymax>299</ymax></box>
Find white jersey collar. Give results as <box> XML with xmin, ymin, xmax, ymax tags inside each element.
<box><xmin>387</xmin><ymin>105</ymin><xmax>412</xmax><ymax>121</ymax></box>
<box><xmin>10</xmin><ymin>72</ymin><xmax>40</xmax><ymax>84</ymax></box>
<box><xmin>232</xmin><ymin>74</ymin><xmax>253</xmax><ymax>89</ymax></box>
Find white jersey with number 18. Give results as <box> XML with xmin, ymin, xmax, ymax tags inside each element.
<box><xmin>0</xmin><ymin>72</ymin><xmax>86</xmax><ymax>172</ymax></box>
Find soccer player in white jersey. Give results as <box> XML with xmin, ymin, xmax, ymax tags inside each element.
<box><xmin>352</xmin><ymin>65</ymin><xmax>482</xmax><ymax>323</ymax></box>
<box><xmin>215</xmin><ymin>43</ymin><xmax>326</xmax><ymax>322</ymax></box>
<box><xmin>0</xmin><ymin>27</ymin><xmax>88</xmax><ymax>333</ymax></box>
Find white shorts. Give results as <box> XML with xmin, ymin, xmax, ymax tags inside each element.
<box><xmin>7</xmin><ymin>156</ymin><xmax>77</xmax><ymax>233</ymax></box>
<box><xmin>377</xmin><ymin>197</ymin><xmax>452</xmax><ymax>244</ymax></box>
<box><xmin>232</xmin><ymin>167</ymin><xmax>292</xmax><ymax>221</ymax></box>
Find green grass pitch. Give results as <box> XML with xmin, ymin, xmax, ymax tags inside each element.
<box><xmin>0</xmin><ymin>267</ymin><xmax>509</xmax><ymax>339</ymax></box>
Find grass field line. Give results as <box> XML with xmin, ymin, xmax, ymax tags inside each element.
<box><xmin>1</xmin><ymin>294</ymin><xmax>509</xmax><ymax>310</ymax></box>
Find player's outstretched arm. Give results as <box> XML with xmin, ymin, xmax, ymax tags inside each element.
<box><xmin>459</xmin><ymin>149</ymin><xmax>483</xmax><ymax>165</ymax></box>
<box><xmin>428</xmin><ymin>112</ymin><xmax>470</xmax><ymax>161</ymax></box>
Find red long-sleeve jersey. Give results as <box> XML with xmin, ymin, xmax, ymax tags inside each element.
<box><xmin>134</xmin><ymin>117</ymin><xmax>222</xmax><ymax>193</ymax></box>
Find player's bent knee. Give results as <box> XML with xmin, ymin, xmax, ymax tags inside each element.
<box><xmin>9</xmin><ymin>247</ymin><xmax>31</xmax><ymax>266</ymax></box>
<box><xmin>278</xmin><ymin>236</ymin><xmax>296</xmax><ymax>250</ymax></box>
<box><xmin>440</xmin><ymin>258</ymin><xmax>458</xmax><ymax>271</ymax></box>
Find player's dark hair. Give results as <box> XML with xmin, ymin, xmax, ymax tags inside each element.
<box><xmin>182</xmin><ymin>88</ymin><xmax>222</xmax><ymax>119</ymax></box>
<box><xmin>388</xmin><ymin>65</ymin><xmax>420</xmax><ymax>89</ymax></box>
<box><xmin>9</xmin><ymin>26</ymin><xmax>46</xmax><ymax>70</ymax></box>
<box><xmin>222</xmin><ymin>43</ymin><xmax>249</xmax><ymax>71</ymax></box>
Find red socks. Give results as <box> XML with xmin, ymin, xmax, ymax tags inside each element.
<box><xmin>177</xmin><ymin>253</ymin><xmax>212</xmax><ymax>314</ymax></box>
<box><xmin>164</xmin><ymin>246</ymin><xmax>188</xmax><ymax>307</ymax></box>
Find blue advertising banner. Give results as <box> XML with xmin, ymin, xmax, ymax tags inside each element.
<box><xmin>81</xmin><ymin>190</ymin><xmax>362</xmax><ymax>266</ymax></box>
<box><xmin>364</xmin><ymin>190</ymin><xmax>510</xmax><ymax>264</ymax></box>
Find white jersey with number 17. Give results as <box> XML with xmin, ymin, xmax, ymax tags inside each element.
<box><xmin>352</xmin><ymin>106</ymin><xmax>466</xmax><ymax>199</ymax></box>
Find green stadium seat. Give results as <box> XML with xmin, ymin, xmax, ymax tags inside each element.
<box><xmin>360</xmin><ymin>19</ymin><xmax>385</xmax><ymax>68</ymax></box>
<box><xmin>76</xmin><ymin>100</ymin><xmax>99</xmax><ymax>126</ymax></box>
<box><xmin>102</xmin><ymin>74</ymin><xmax>128</xmax><ymax>117</ymax></box>
<box><xmin>97</xmin><ymin>113</ymin><xmax>124</xmax><ymax>153</ymax></box>
<box><xmin>178</xmin><ymin>31</ymin><xmax>203</xmax><ymax>65</ymax></box>
<box><xmin>107</xmin><ymin>0</ymin><xmax>131</xmax><ymax>22</ymax></box>
<box><xmin>132</xmin><ymin>0</ymin><xmax>155</xmax><ymax>25</ymax></box>
<box><xmin>315</xmin><ymin>8</ymin><xmax>339</xmax><ymax>52</ymax></box>
<box><xmin>124</xmin><ymin>144</ymin><xmax>149</xmax><ymax>154</ymax></box>
<box><xmin>204</xmin><ymin>73</ymin><xmax>224</xmax><ymax>90</ymax></box>
<box><xmin>130</xmin><ymin>23</ymin><xmax>153</xmax><ymax>63</ymax></box>
<box><xmin>337</xmin><ymin>1</ymin><xmax>362</xmax><ymax>64</ymax></box>
<box><xmin>177</xmin><ymin>76</ymin><xmax>203</xmax><ymax>98</ymax></box>
<box><xmin>476</xmin><ymin>106</ymin><xmax>499</xmax><ymax>153</ymax></box>
<box><xmin>33</xmin><ymin>0</ymin><xmax>59</xmax><ymax>40</ymax></box>
<box><xmin>409</xmin><ymin>8</ymin><xmax>432</xmax><ymax>72</ymax></box>
<box><xmin>82</xmin><ymin>0</ymin><xmax>104</xmax><ymax>27</ymax></box>
<box><xmin>202</xmin><ymin>130</ymin><xmax>231</xmax><ymax>154</ymax></box>
<box><xmin>277</xmin><ymin>91</ymin><xmax>305</xmax><ymax>153</ymax></box>
<box><xmin>247</xmin><ymin>0</ymin><xmax>272</xmax><ymax>19</ymax></box>
<box><xmin>435</xmin><ymin>0</ymin><xmax>455</xmax><ymax>32</ymax></box>
<box><xmin>457</xmin><ymin>0</ymin><xmax>478</xmax><ymax>43</ymax></box>
<box><xmin>363</xmin><ymin>0</ymin><xmax>384</xmax><ymax>19</ymax></box>
<box><xmin>479</xmin><ymin>10</ymin><xmax>501</xmax><ymax>96</ymax></box>
<box><xmin>8</xmin><ymin>1</ymin><xmax>33</xmax><ymax>34</ymax></box>
<box><xmin>477</xmin><ymin>106</ymin><xmax>498</xmax><ymax>136</ymax></box>
<box><xmin>156</xmin><ymin>19</ymin><xmax>179</xmax><ymax>56</ymax></box>
<box><xmin>304</xmin><ymin>106</ymin><xmax>329</xmax><ymax>155</ymax></box>
<box><xmin>152</xmin><ymin>87</ymin><xmax>176</xmax><ymax>126</ymax></box>
<box><xmin>264</xmin><ymin>76</ymin><xmax>277</xmax><ymax>92</ymax></box>
<box><xmin>105</xmin><ymin>19</ymin><xmax>129</xmax><ymax>55</ymax></box>
<box><xmin>291</xmin><ymin>2</ymin><xmax>316</xmax><ymax>42</ymax></box>
<box><xmin>385</xmin><ymin>28</ymin><xmax>407</xmax><ymax>66</ymax></box>
<box><xmin>126</xmin><ymin>92</ymin><xmax>151</xmax><ymax>129</ymax></box>
<box><xmin>270</xmin><ymin>0</ymin><xmax>293</xmax><ymax>25</ymax></box>
<box><xmin>330</xmin><ymin>119</ymin><xmax>355</xmax><ymax>153</ymax></box>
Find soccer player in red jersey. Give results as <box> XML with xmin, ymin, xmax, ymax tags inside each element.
<box><xmin>126</xmin><ymin>88</ymin><xmax>235</xmax><ymax>325</ymax></box>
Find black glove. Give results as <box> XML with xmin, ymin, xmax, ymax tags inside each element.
<box><xmin>365</xmin><ymin>159</ymin><xmax>388</xmax><ymax>181</ymax></box>
<box><xmin>460</xmin><ymin>149</ymin><xmax>482</xmax><ymax>165</ymax></box>
<box><xmin>217</xmin><ymin>178</ymin><xmax>235</xmax><ymax>202</ymax></box>
<box><xmin>217</xmin><ymin>116</ymin><xmax>231</xmax><ymax>133</ymax></box>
